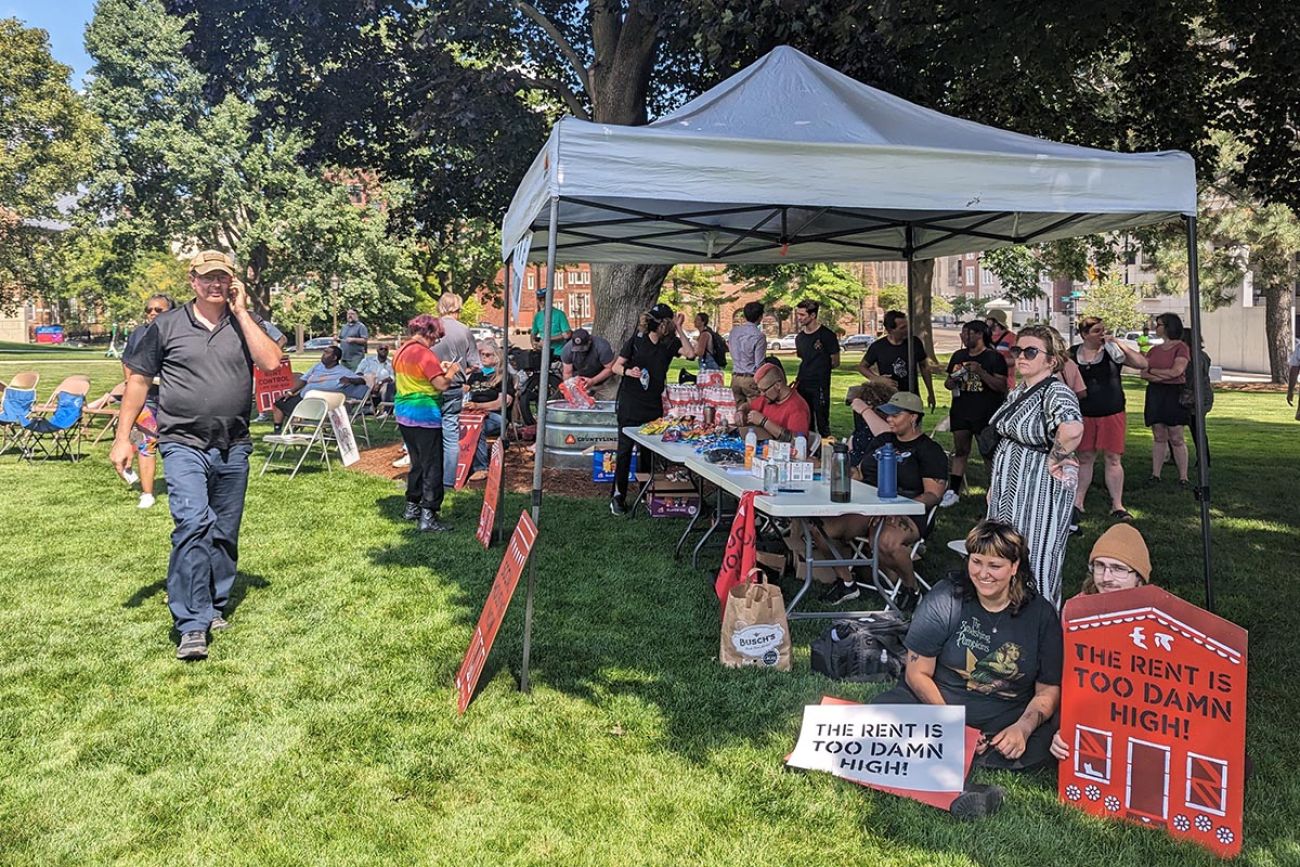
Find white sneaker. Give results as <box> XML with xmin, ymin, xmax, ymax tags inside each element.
<box><xmin>392</xmin><ymin>455</ymin><xmax>411</xmax><ymax>468</ymax></box>
<box><xmin>940</xmin><ymin>489</ymin><xmax>960</xmax><ymax>509</ymax></box>
<box><xmin>138</xmin><ymin>493</ymin><xmax>156</xmax><ymax>509</ymax></box>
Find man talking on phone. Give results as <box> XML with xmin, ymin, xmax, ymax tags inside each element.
<box><xmin>111</xmin><ymin>250</ymin><xmax>283</xmax><ymax>661</ymax></box>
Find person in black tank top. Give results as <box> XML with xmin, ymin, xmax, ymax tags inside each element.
<box><xmin>1069</xmin><ymin>317</ymin><xmax>1150</xmax><ymax>524</ymax></box>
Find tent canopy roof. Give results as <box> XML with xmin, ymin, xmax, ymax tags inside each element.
<box><xmin>501</xmin><ymin>46</ymin><xmax>1195</xmax><ymax>264</ymax></box>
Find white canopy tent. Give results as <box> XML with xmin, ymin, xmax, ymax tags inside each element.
<box><xmin>498</xmin><ymin>47</ymin><xmax>1211</xmax><ymax>689</ymax></box>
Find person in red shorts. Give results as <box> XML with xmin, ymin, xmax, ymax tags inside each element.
<box><xmin>737</xmin><ymin>362</ymin><xmax>811</xmax><ymax>441</ymax></box>
<box><xmin>1068</xmin><ymin>317</ymin><xmax>1149</xmax><ymax>528</ymax></box>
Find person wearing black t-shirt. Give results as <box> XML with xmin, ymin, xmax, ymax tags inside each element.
<box><xmin>871</xmin><ymin>519</ymin><xmax>1063</xmax><ymax>820</ymax></box>
<box><xmin>1069</xmin><ymin>317</ymin><xmax>1148</xmax><ymax>524</ymax></box>
<box><xmin>793</xmin><ymin>299</ymin><xmax>840</xmax><ymax>436</ymax></box>
<box><xmin>810</xmin><ymin>391</ymin><xmax>948</xmax><ymax>608</ymax></box>
<box><xmin>858</xmin><ymin>310</ymin><xmax>936</xmax><ymax>409</ymax></box>
<box><xmin>943</xmin><ymin>320</ymin><xmax>1008</xmax><ymax>507</ymax></box>
<box><xmin>608</xmin><ymin>303</ymin><xmax>697</xmax><ymax>515</ymax></box>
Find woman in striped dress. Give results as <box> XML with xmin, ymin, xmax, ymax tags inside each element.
<box><xmin>986</xmin><ymin>325</ymin><xmax>1084</xmax><ymax>607</ymax></box>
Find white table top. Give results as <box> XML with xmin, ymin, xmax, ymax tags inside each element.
<box><xmin>684</xmin><ymin>455</ymin><xmax>925</xmax><ymax>518</ymax></box>
<box><xmin>623</xmin><ymin>426</ymin><xmax>714</xmax><ymax>465</ymax></box>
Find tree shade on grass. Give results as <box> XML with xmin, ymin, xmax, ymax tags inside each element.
<box><xmin>0</xmin><ymin>353</ymin><xmax>1296</xmax><ymax>865</ymax></box>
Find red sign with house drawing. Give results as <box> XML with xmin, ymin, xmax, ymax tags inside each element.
<box><xmin>1059</xmin><ymin>586</ymin><xmax>1247</xmax><ymax>858</ymax></box>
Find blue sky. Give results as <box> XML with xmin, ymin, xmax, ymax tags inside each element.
<box><xmin>4</xmin><ymin>0</ymin><xmax>97</xmax><ymax>86</ymax></box>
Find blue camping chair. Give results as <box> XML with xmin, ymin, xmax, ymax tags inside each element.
<box><xmin>0</xmin><ymin>372</ymin><xmax>40</xmax><ymax>458</ymax></box>
<box><xmin>18</xmin><ymin>376</ymin><xmax>90</xmax><ymax>462</ymax></box>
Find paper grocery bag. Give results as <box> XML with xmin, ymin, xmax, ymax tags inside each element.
<box><xmin>720</xmin><ymin>569</ymin><xmax>792</xmax><ymax>671</ymax></box>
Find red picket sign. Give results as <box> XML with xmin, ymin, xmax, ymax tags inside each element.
<box><xmin>1058</xmin><ymin>585</ymin><xmax>1248</xmax><ymax>858</ymax></box>
<box><xmin>713</xmin><ymin>491</ymin><xmax>758</xmax><ymax>609</ymax></box>
<box><xmin>454</xmin><ymin>410</ymin><xmax>487</xmax><ymax>490</ymax></box>
<box><xmin>475</xmin><ymin>439</ymin><xmax>504</xmax><ymax>549</ymax></box>
<box><xmin>455</xmin><ymin>510</ymin><xmax>538</xmax><ymax>714</ymax></box>
<box><xmin>253</xmin><ymin>358</ymin><xmax>295</xmax><ymax>413</ymax></box>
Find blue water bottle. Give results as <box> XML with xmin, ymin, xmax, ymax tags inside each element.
<box><xmin>875</xmin><ymin>442</ymin><xmax>898</xmax><ymax>499</ymax></box>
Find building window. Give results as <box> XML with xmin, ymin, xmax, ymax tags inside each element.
<box><xmin>982</xmin><ymin>269</ymin><xmax>994</xmax><ymax>287</ymax></box>
<box><xmin>965</xmin><ymin>267</ymin><xmax>975</xmax><ymax>285</ymax></box>
<box><xmin>527</xmin><ymin>274</ymin><xmax>536</xmax><ymax>291</ymax></box>
<box><xmin>1185</xmin><ymin>753</ymin><xmax>1229</xmax><ymax>817</ymax></box>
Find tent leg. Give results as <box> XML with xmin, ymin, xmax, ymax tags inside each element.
<box><xmin>1185</xmin><ymin>216</ymin><xmax>1215</xmax><ymax>612</ymax></box>
<box><xmin>904</xmin><ymin>225</ymin><xmax>916</xmax><ymax>395</ymax></box>
<box><xmin>496</xmin><ymin>260</ymin><xmax>512</xmax><ymax>545</ymax></box>
<box><xmin>520</xmin><ymin>196</ymin><xmax>559</xmax><ymax>693</ymax></box>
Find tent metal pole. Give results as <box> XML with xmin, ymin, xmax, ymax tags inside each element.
<box><xmin>905</xmin><ymin>224</ymin><xmax>917</xmax><ymax>396</ymax></box>
<box><xmin>496</xmin><ymin>259</ymin><xmax>512</xmax><ymax>544</ymax></box>
<box><xmin>520</xmin><ymin>196</ymin><xmax>559</xmax><ymax>692</ymax></box>
<box><xmin>1184</xmin><ymin>215</ymin><xmax>1215</xmax><ymax>612</ymax></box>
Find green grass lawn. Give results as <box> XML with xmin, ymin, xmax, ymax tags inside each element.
<box><xmin>0</xmin><ymin>353</ymin><xmax>1297</xmax><ymax>865</ymax></box>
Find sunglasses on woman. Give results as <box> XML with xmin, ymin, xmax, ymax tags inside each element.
<box><xmin>1008</xmin><ymin>346</ymin><xmax>1042</xmax><ymax>360</ymax></box>
<box><xmin>146</xmin><ymin>306</ymin><xmax>169</xmax><ymax>314</ymax></box>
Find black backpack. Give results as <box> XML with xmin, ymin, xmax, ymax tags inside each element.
<box><xmin>810</xmin><ymin>614</ymin><xmax>909</xmax><ymax>683</ymax></box>
<box><xmin>708</xmin><ymin>329</ymin><xmax>728</xmax><ymax>368</ymax></box>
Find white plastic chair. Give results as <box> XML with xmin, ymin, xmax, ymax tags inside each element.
<box><xmin>261</xmin><ymin>396</ymin><xmax>331</xmax><ymax>478</ymax></box>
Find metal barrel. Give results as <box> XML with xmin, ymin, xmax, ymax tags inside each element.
<box><xmin>542</xmin><ymin>400</ymin><xmax>619</xmax><ymax>469</ymax></box>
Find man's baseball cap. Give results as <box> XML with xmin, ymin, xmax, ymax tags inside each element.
<box><xmin>648</xmin><ymin>303</ymin><xmax>674</xmax><ymax>321</ymax></box>
<box><xmin>569</xmin><ymin>328</ymin><xmax>592</xmax><ymax>351</ymax></box>
<box><xmin>877</xmin><ymin>391</ymin><xmax>925</xmax><ymax>415</ymax></box>
<box><xmin>985</xmin><ymin>309</ymin><xmax>1008</xmax><ymax>327</ymax></box>
<box><xmin>189</xmin><ymin>250</ymin><xmax>235</xmax><ymax>276</ymax></box>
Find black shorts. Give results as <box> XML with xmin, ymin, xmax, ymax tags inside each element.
<box><xmin>949</xmin><ymin>414</ymin><xmax>991</xmax><ymax>434</ymax></box>
<box><xmin>274</xmin><ymin>393</ymin><xmax>304</xmax><ymax>416</ymax></box>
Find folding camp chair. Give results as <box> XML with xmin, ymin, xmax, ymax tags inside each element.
<box><xmin>18</xmin><ymin>376</ymin><xmax>91</xmax><ymax>462</ymax></box>
<box><xmin>261</xmin><ymin>396</ymin><xmax>332</xmax><ymax>478</ymax></box>
<box><xmin>0</xmin><ymin>373</ymin><xmax>39</xmax><ymax>457</ymax></box>
<box><xmin>85</xmin><ymin>381</ymin><xmax>127</xmax><ymax>444</ymax></box>
<box><xmin>343</xmin><ymin>374</ymin><xmax>376</xmax><ymax>448</ymax></box>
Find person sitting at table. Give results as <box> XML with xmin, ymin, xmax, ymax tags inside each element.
<box><xmin>1049</xmin><ymin>523</ymin><xmax>1150</xmax><ymax>764</ymax></box>
<box><xmin>811</xmin><ymin>390</ymin><xmax>948</xmax><ymax>608</ymax></box>
<box><xmin>735</xmin><ymin>362</ymin><xmax>811</xmax><ymax>442</ymax></box>
<box><xmin>872</xmin><ymin>518</ymin><xmax>1063</xmax><ymax>820</ymax></box>
<box><xmin>272</xmin><ymin>344</ymin><xmax>369</xmax><ymax>429</ymax></box>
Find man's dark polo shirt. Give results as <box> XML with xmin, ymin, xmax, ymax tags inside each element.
<box><xmin>124</xmin><ymin>302</ymin><xmax>271</xmax><ymax>451</ymax></box>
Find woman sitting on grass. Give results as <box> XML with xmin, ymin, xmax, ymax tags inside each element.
<box><xmin>871</xmin><ymin>519</ymin><xmax>1063</xmax><ymax>820</ymax></box>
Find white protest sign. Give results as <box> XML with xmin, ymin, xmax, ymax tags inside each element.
<box><xmin>510</xmin><ymin>236</ymin><xmax>532</xmax><ymax>325</ymax></box>
<box><xmin>786</xmin><ymin>703</ymin><xmax>966</xmax><ymax>793</ymax></box>
<box><xmin>327</xmin><ymin>406</ymin><xmax>360</xmax><ymax>467</ymax></box>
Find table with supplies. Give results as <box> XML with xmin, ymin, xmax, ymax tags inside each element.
<box><xmin>622</xmin><ymin>426</ymin><xmax>924</xmax><ymax>619</ymax></box>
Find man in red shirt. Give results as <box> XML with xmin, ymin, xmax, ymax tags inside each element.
<box><xmin>738</xmin><ymin>362</ymin><xmax>811</xmax><ymax>440</ymax></box>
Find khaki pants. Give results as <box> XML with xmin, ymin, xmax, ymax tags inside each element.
<box><xmin>588</xmin><ymin>376</ymin><xmax>620</xmax><ymax>401</ymax></box>
<box><xmin>731</xmin><ymin>373</ymin><xmax>759</xmax><ymax>404</ymax></box>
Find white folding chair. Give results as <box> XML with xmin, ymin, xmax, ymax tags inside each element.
<box><xmin>849</xmin><ymin>504</ymin><xmax>939</xmax><ymax>612</ymax></box>
<box><xmin>343</xmin><ymin>375</ymin><xmax>375</xmax><ymax>448</ymax></box>
<box><xmin>261</xmin><ymin>396</ymin><xmax>331</xmax><ymax>478</ymax></box>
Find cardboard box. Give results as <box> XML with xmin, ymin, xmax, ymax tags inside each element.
<box><xmin>752</xmin><ymin>458</ymin><xmax>815</xmax><ymax>483</ymax></box>
<box><xmin>646</xmin><ymin>476</ymin><xmax>700</xmax><ymax>518</ymax></box>
<box><xmin>586</xmin><ymin>441</ymin><xmax>636</xmax><ymax>483</ymax></box>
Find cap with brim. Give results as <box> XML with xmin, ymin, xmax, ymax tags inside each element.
<box><xmin>985</xmin><ymin>309</ymin><xmax>1008</xmax><ymax>327</ymax></box>
<box><xmin>648</xmin><ymin>303</ymin><xmax>674</xmax><ymax>321</ymax></box>
<box><xmin>877</xmin><ymin>391</ymin><xmax>925</xmax><ymax>415</ymax></box>
<box><xmin>570</xmin><ymin>328</ymin><xmax>592</xmax><ymax>350</ymax></box>
<box><xmin>189</xmin><ymin>250</ymin><xmax>235</xmax><ymax>276</ymax></box>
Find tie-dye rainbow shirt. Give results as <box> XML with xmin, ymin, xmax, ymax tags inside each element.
<box><xmin>393</xmin><ymin>341</ymin><xmax>446</xmax><ymax>428</ymax></box>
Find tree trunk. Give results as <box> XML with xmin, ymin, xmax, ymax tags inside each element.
<box><xmin>591</xmin><ymin>263</ymin><xmax>671</xmax><ymax>346</ymax></box>
<box><xmin>910</xmin><ymin>258</ymin><xmax>936</xmax><ymax>362</ymax></box>
<box><xmin>1263</xmin><ymin>279</ymin><xmax>1292</xmax><ymax>383</ymax></box>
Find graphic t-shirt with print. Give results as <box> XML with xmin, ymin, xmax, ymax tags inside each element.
<box><xmin>393</xmin><ymin>341</ymin><xmax>446</xmax><ymax>428</ymax></box>
<box><xmin>904</xmin><ymin>578</ymin><xmax>1063</xmax><ymax>731</ymax></box>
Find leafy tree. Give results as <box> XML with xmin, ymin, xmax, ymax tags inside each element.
<box><xmin>1078</xmin><ymin>278</ymin><xmax>1145</xmax><ymax>334</ymax></box>
<box><xmin>83</xmin><ymin>0</ymin><xmax>418</xmax><ymax>330</ymax></box>
<box><xmin>876</xmin><ymin>283</ymin><xmax>908</xmax><ymax>314</ymax></box>
<box><xmin>979</xmin><ymin>248</ymin><xmax>1047</xmax><ymax>302</ymax></box>
<box><xmin>727</xmin><ymin>263</ymin><xmax>867</xmax><ymax>333</ymax></box>
<box><xmin>659</xmin><ymin>265</ymin><xmax>738</xmax><ymax>322</ymax></box>
<box><xmin>950</xmin><ymin>295</ymin><xmax>979</xmax><ymax>320</ymax></box>
<box><xmin>931</xmin><ymin>294</ymin><xmax>952</xmax><ymax>315</ymax></box>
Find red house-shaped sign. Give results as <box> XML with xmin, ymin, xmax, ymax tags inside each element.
<box><xmin>1059</xmin><ymin>586</ymin><xmax>1247</xmax><ymax>858</ymax></box>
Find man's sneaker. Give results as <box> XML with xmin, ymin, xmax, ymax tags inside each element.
<box><xmin>402</xmin><ymin>502</ymin><xmax>421</xmax><ymax>521</ymax></box>
<box><xmin>392</xmin><ymin>454</ymin><xmax>411</xmax><ymax>468</ymax></box>
<box><xmin>949</xmin><ymin>783</ymin><xmax>1005</xmax><ymax>821</ymax></box>
<box><xmin>822</xmin><ymin>581</ymin><xmax>861</xmax><ymax>605</ymax></box>
<box><xmin>138</xmin><ymin>493</ymin><xmax>156</xmax><ymax>510</ymax></box>
<box><xmin>210</xmin><ymin>616</ymin><xmax>230</xmax><ymax>632</ymax></box>
<box><xmin>609</xmin><ymin>496</ymin><xmax>628</xmax><ymax>516</ymax></box>
<box><xmin>940</xmin><ymin>490</ymin><xmax>960</xmax><ymax>509</ymax></box>
<box><xmin>254</xmin><ymin>412</ymin><xmax>270</xmax><ymax>423</ymax></box>
<box><xmin>1069</xmin><ymin>506</ymin><xmax>1083</xmax><ymax>536</ymax></box>
<box><xmin>176</xmin><ymin>631</ymin><xmax>208</xmax><ymax>661</ymax></box>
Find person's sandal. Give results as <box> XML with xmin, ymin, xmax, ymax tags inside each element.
<box><xmin>1109</xmin><ymin>509</ymin><xmax>1134</xmax><ymax>523</ymax></box>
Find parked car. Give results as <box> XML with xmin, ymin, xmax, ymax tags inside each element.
<box><xmin>768</xmin><ymin>333</ymin><xmax>799</xmax><ymax>351</ymax></box>
<box><xmin>470</xmin><ymin>325</ymin><xmax>503</xmax><ymax>343</ymax></box>
<box><xmin>1120</xmin><ymin>331</ymin><xmax>1164</xmax><ymax>349</ymax></box>
<box><xmin>842</xmin><ymin>333</ymin><xmax>876</xmax><ymax>349</ymax></box>
<box><xmin>286</xmin><ymin>336</ymin><xmax>338</xmax><ymax>353</ymax></box>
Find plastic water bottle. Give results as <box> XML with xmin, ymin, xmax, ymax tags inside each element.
<box><xmin>830</xmin><ymin>443</ymin><xmax>851</xmax><ymax>503</ymax></box>
<box><xmin>763</xmin><ymin>462</ymin><xmax>780</xmax><ymax>494</ymax></box>
<box><xmin>876</xmin><ymin>442</ymin><xmax>898</xmax><ymax>499</ymax></box>
<box><xmin>820</xmin><ymin>437</ymin><xmax>835</xmax><ymax>482</ymax></box>
<box><xmin>744</xmin><ymin>430</ymin><xmax>757</xmax><ymax>470</ymax></box>
<box><xmin>793</xmin><ymin>434</ymin><xmax>807</xmax><ymax>461</ymax></box>
<box><xmin>1059</xmin><ymin>462</ymin><xmax>1079</xmax><ymax>492</ymax></box>
<box><xmin>639</xmin><ymin>368</ymin><xmax>651</xmax><ymax>390</ymax></box>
